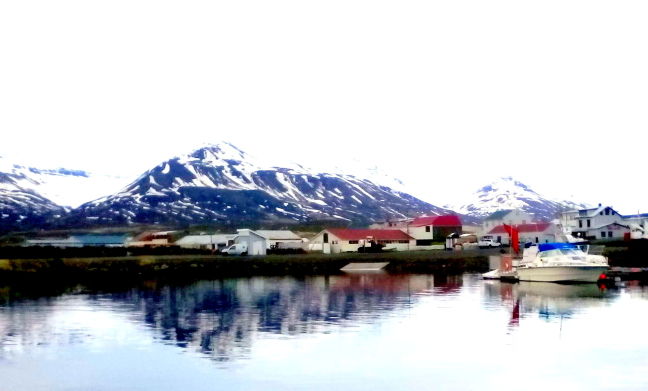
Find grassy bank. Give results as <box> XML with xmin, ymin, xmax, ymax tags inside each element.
<box><xmin>602</xmin><ymin>240</ymin><xmax>648</xmax><ymax>267</ymax></box>
<box><xmin>0</xmin><ymin>250</ymin><xmax>493</xmax><ymax>278</ymax></box>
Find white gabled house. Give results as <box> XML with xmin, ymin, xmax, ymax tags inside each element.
<box><xmin>481</xmin><ymin>210</ymin><xmax>534</xmax><ymax>236</ymax></box>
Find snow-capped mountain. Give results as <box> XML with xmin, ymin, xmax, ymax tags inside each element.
<box><xmin>66</xmin><ymin>142</ymin><xmax>451</xmax><ymax>227</ymax></box>
<box><xmin>445</xmin><ymin>177</ymin><xmax>589</xmax><ymax>221</ymax></box>
<box><xmin>0</xmin><ymin>157</ymin><xmax>130</xmax><ymax>208</ymax></box>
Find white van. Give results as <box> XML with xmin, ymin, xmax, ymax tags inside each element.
<box><xmin>221</xmin><ymin>243</ymin><xmax>248</xmax><ymax>255</ymax></box>
<box><xmin>478</xmin><ymin>236</ymin><xmax>502</xmax><ymax>249</ymax></box>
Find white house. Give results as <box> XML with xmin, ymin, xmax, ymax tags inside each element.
<box><xmin>233</xmin><ymin>229</ymin><xmax>267</xmax><ymax>255</ymax></box>
<box><xmin>255</xmin><ymin>230</ymin><xmax>303</xmax><ymax>249</ymax></box>
<box><xmin>175</xmin><ymin>234</ymin><xmax>236</xmax><ymax>251</ymax></box>
<box><xmin>310</xmin><ymin>228</ymin><xmax>414</xmax><ymax>254</ymax></box>
<box><xmin>561</xmin><ymin>205</ymin><xmax>630</xmax><ymax>240</ymax></box>
<box><xmin>481</xmin><ymin>210</ymin><xmax>534</xmax><ymax>236</ymax></box>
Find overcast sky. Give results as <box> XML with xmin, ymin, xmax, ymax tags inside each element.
<box><xmin>1</xmin><ymin>1</ymin><xmax>647</xmax><ymax>213</ymax></box>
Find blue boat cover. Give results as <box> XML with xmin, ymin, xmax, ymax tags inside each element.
<box><xmin>538</xmin><ymin>242</ymin><xmax>578</xmax><ymax>252</ymax></box>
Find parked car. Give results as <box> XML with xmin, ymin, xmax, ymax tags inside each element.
<box><xmin>478</xmin><ymin>237</ymin><xmax>502</xmax><ymax>249</ymax></box>
<box><xmin>221</xmin><ymin>244</ymin><xmax>248</xmax><ymax>255</ymax></box>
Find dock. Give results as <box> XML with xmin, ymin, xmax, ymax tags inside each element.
<box><xmin>340</xmin><ymin>262</ymin><xmax>389</xmax><ymax>272</ymax></box>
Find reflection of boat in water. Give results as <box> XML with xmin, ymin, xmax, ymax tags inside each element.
<box><xmin>516</xmin><ymin>281</ymin><xmax>608</xmax><ymax>319</ymax></box>
<box><xmin>516</xmin><ymin>243</ymin><xmax>608</xmax><ymax>283</ymax></box>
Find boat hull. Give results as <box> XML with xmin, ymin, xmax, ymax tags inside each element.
<box><xmin>516</xmin><ymin>266</ymin><xmax>608</xmax><ymax>283</ymax></box>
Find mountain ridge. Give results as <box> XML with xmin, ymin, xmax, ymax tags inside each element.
<box><xmin>64</xmin><ymin>142</ymin><xmax>453</xmax><ymax>227</ymax></box>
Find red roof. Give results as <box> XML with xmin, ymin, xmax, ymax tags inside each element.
<box><xmin>488</xmin><ymin>223</ymin><xmax>552</xmax><ymax>234</ymax></box>
<box><xmin>410</xmin><ymin>215</ymin><xmax>462</xmax><ymax>227</ymax></box>
<box><xmin>327</xmin><ymin>229</ymin><xmax>413</xmax><ymax>241</ymax></box>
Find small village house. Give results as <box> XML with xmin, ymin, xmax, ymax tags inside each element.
<box><xmin>405</xmin><ymin>215</ymin><xmax>462</xmax><ymax>248</ymax></box>
<box><xmin>370</xmin><ymin>215</ymin><xmax>462</xmax><ymax>249</ymax></box>
<box><xmin>310</xmin><ymin>228</ymin><xmax>414</xmax><ymax>254</ymax></box>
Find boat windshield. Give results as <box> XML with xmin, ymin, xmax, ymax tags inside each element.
<box><xmin>539</xmin><ymin>248</ymin><xmax>583</xmax><ymax>258</ymax></box>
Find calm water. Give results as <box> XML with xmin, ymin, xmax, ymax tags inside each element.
<box><xmin>1</xmin><ymin>273</ymin><xmax>647</xmax><ymax>391</ymax></box>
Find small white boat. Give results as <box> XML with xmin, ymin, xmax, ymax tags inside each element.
<box><xmin>516</xmin><ymin>243</ymin><xmax>608</xmax><ymax>283</ymax></box>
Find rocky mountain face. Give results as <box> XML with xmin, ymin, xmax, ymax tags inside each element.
<box><xmin>64</xmin><ymin>143</ymin><xmax>452</xmax><ymax>227</ymax></box>
<box><xmin>445</xmin><ymin>177</ymin><xmax>588</xmax><ymax>222</ymax></box>
<box><xmin>0</xmin><ymin>169</ymin><xmax>65</xmax><ymax>232</ymax></box>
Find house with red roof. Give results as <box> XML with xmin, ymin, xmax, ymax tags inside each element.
<box><xmin>310</xmin><ymin>228</ymin><xmax>415</xmax><ymax>254</ymax></box>
<box><xmin>406</xmin><ymin>215</ymin><xmax>462</xmax><ymax>248</ymax></box>
<box><xmin>365</xmin><ymin>215</ymin><xmax>463</xmax><ymax>250</ymax></box>
<box><xmin>487</xmin><ymin>222</ymin><xmax>558</xmax><ymax>245</ymax></box>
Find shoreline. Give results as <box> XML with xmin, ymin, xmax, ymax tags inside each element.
<box><xmin>0</xmin><ymin>250</ymin><xmax>493</xmax><ymax>277</ymax></box>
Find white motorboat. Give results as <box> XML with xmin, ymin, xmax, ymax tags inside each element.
<box><xmin>516</xmin><ymin>243</ymin><xmax>608</xmax><ymax>283</ymax></box>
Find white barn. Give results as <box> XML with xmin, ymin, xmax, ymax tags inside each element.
<box><xmin>255</xmin><ymin>230</ymin><xmax>303</xmax><ymax>249</ymax></box>
<box><xmin>233</xmin><ymin>229</ymin><xmax>267</xmax><ymax>255</ymax></box>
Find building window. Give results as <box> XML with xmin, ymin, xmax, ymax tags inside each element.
<box><xmin>579</xmin><ymin>220</ymin><xmax>583</xmax><ymax>228</ymax></box>
<box><xmin>348</xmin><ymin>240</ymin><xmax>358</xmax><ymax>244</ymax></box>
<box><xmin>323</xmin><ymin>233</ymin><xmax>329</xmax><ymax>243</ymax></box>
<box><xmin>608</xmin><ymin>231</ymin><xmax>613</xmax><ymax>238</ymax></box>
<box><xmin>416</xmin><ymin>240</ymin><xmax>433</xmax><ymax>246</ymax></box>
<box><xmin>601</xmin><ymin>232</ymin><xmax>606</xmax><ymax>238</ymax></box>
<box><xmin>587</xmin><ymin>220</ymin><xmax>591</xmax><ymax>228</ymax></box>
<box><xmin>535</xmin><ymin>237</ymin><xmax>539</xmax><ymax>243</ymax></box>
<box><xmin>425</xmin><ymin>226</ymin><xmax>430</xmax><ymax>232</ymax></box>
<box><xmin>605</xmin><ymin>209</ymin><xmax>610</xmax><ymax>215</ymax></box>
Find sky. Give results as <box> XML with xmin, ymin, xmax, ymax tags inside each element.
<box><xmin>1</xmin><ymin>1</ymin><xmax>647</xmax><ymax>213</ymax></box>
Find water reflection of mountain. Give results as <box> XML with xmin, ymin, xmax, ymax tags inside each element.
<box><xmin>0</xmin><ymin>274</ymin><xmax>457</xmax><ymax>362</ymax></box>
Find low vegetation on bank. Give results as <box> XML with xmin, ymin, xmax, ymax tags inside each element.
<box><xmin>0</xmin><ymin>250</ymin><xmax>492</xmax><ymax>277</ymax></box>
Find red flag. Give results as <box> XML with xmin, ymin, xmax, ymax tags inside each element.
<box><xmin>502</xmin><ymin>224</ymin><xmax>520</xmax><ymax>254</ymax></box>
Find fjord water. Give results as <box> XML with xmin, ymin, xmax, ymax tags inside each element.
<box><xmin>1</xmin><ymin>274</ymin><xmax>647</xmax><ymax>391</ymax></box>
